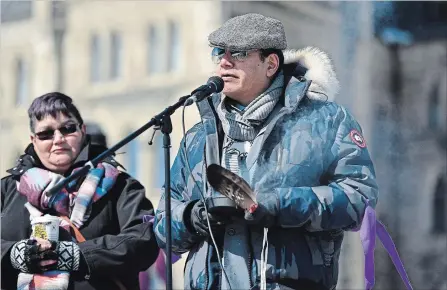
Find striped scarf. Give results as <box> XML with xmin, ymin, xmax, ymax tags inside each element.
<box><xmin>217</xmin><ymin>72</ymin><xmax>284</xmax><ymax>141</ymax></box>
<box><xmin>16</xmin><ymin>162</ymin><xmax>119</xmax><ymax>290</ymax></box>
<box><xmin>19</xmin><ymin>162</ymin><xmax>119</xmax><ymax>227</ymax></box>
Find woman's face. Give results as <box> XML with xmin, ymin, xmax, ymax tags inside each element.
<box><xmin>31</xmin><ymin>112</ymin><xmax>86</xmax><ymax>174</ymax></box>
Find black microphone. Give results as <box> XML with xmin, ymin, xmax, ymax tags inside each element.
<box><xmin>185</xmin><ymin>76</ymin><xmax>224</xmax><ymax>106</ymax></box>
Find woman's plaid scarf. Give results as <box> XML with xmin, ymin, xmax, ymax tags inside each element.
<box><xmin>18</xmin><ymin>162</ymin><xmax>120</xmax><ymax>227</ymax></box>
<box><xmin>15</xmin><ymin>162</ymin><xmax>120</xmax><ymax>290</ymax></box>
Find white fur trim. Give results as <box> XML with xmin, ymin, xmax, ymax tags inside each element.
<box><xmin>283</xmin><ymin>47</ymin><xmax>340</xmax><ymax>101</ymax></box>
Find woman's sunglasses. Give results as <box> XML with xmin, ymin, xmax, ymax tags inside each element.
<box><xmin>211</xmin><ymin>47</ymin><xmax>257</xmax><ymax>64</ymax></box>
<box><xmin>34</xmin><ymin>123</ymin><xmax>80</xmax><ymax>141</ymax></box>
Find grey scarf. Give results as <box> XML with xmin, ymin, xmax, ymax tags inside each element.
<box><xmin>217</xmin><ymin>73</ymin><xmax>284</xmax><ymax>141</ymax></box>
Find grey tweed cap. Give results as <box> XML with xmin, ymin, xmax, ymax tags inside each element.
<box><xmin>208</xmin><ymin>13</ymin><xmax>287</xmax><ymax>51</ymax></box>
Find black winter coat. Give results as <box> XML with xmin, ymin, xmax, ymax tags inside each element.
<box><xmin>1</xmin><ymin>142</ymin><xmax>159</xmax><ymax>290</ymax></box>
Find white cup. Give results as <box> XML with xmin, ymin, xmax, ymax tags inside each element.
<box><xmin>31</xmin><ymin>215</ymin><xmax>60</xmax><ymax>241</ymax></box>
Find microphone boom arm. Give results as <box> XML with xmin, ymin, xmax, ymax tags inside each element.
<box><xmin>45</xmin><ymin>94</ymin><xmax>191</xmax><ymax>197</ymax></box>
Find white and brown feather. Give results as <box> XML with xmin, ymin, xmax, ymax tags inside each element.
<box><xmin>206</xmin><ymin>164</ymin><xmax>258</xmax><ymax>212</ymax></box>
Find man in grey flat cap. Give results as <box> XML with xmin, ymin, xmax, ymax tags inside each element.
<box><xmin>155</xmin><ymin>13</ymin><xmax>379</xmax><ymax>290</ymax></box>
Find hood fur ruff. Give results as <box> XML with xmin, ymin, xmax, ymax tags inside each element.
<box><xmin>283</xmin><ymin>47</ymin><xmax>340</xmax><ymax>102</ymax></box>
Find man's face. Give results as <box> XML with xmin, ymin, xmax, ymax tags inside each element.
<box><xmin>213</xmin><ymin>48</ymin><xmax>279</xmax><ymax>105</ymax></box>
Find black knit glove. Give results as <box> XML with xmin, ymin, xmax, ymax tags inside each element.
<box><xmin>10</xmin><ymin>239</ymin><xmax>51</xmax><ymax>273</ymax></box>
<box><xmin>187</xmin><ymin>200</ymin><xmax>229</xmax><ymax>236</ymax></box>
<box><xmin>54</xmin><ymin>241</ymin><xmax>81</xmax><ymax>272</ymax></box>
<box><xmin>10</xmin><ymin>239</ymin><xmax>80</xmax><ymax>273</ymax></box>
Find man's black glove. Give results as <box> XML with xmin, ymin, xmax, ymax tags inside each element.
<box><xmin>10</xmin><ymin>239</ymin><xmax>81</xmax><ymax>273</ymax></box>
<box><xmin>244</xmin><ymin>192</ymin><xmax>278</xmax><ymax>228</ymax></box>
<box><xmin>186</xmin><ymin>200</ymin><xmax>229</xmax><ymax>236</ymax></box>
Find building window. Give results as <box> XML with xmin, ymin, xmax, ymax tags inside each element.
<box><xmin>167</xmin><ymin>21</ymin><xmax>181</xmax><ymax>72</ymax></box>
<box><xmin>147</xmin><ymin>25</ymin><xmax>164</xmax><ymax>74</ymax></box>
<box><xmin>126</xmin><ymin>138</ymin><xmax>140</xmax><ymax>179</ymax></box>
<box><xmin>374</xmin><ymin>2</ymin><xmax>447</xmax><ymax>42</ymax></box>
<box><xmin>0</xmin><ymin>1</ymin><xmax>32</xmax><ymax>23</ymax></box>
<box><xmin>15</xmin><ymin>58</ymin><xmax>28</xmax><ymax>106</ymax></box>
<box><xmin>109</xmin><ymin>31</ymin><xmax>122</xmax><ymax>79</ymax></box>
<box><xmin>432</xmin><ymin>176</ymin><xmax>446</xmax><ymax>234</ymax></box>
<box><xmin>90</xmin><ymin>34</ymin><xmax>101</xmax><ymax>82</ymax></box>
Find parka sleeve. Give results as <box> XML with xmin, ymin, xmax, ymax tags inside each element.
<box><xmin>153</xmin><ymin>137</ymin><xmax>204</xmax><ymax>254</ymax></box>
<box><xmin>269</xmin><ymin>106</ymin><xmax>379</xmax><ymax>231</ymax></box>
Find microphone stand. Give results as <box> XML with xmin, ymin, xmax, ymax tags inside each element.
<box><xmin>46</xmin><ymin>94</ymin><xmax>192</xmax><ymax>290</ymax></box>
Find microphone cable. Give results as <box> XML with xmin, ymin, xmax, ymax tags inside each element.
<box><xmin>181</xmin><ymin>103</ymin><xmax>233</xmax><ymax>290</ymax></box>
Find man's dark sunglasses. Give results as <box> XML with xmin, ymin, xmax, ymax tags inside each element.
<box><xmin>211</xmin><ymin>47</ymin><xmax>256</xmax><ymax>64</ymax></box>
<box><xmin>35</xmin><ymin>123</ymin><xmax>80</xmax><ymax>141</ymax></box>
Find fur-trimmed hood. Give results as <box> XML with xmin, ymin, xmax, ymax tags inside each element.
<box><xmin>283</xmin><ymin>47</ymin><xmax>340</xmax><ymax>102</ymax></box>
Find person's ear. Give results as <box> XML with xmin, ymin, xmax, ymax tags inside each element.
<box><xmin>80</xmin><ymin>124</ymin><xmax>87</xmax><ymax>142</ymax></box>
<box><xmin>80</xmin><ymin>124</ymin><xmax>86</xmax><ymax>135</ymax></box>
<box><xmin>266</xmin><ymin>54</ymin><xmax>280</xmax><ymax>78</ymax></box>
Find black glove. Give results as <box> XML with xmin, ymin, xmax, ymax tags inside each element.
<box><xmin>188</xmin><ymin>200</ymin><xmax>229</xmax><ymax>236</ymax></box>
<box><xmin>244</xmin><ymin>192</ymin><xmax>278</xmax><ymax>228</ymax></box>
<box><xmin>10</xmin><ymin>239</ymin><xmax>80</xmax><ymax>273</ymax></box>
<box><xmin>54</xmin><ymin>241</ymin><xmax>81</xmax><ymax>272</ymax></box>
<box><xmin>10</xmin><ymin>239</ymin><xmax>49</xmax><ymax>273</ymax></box>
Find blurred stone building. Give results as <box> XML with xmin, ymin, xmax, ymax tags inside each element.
<box><xmin>1</xmin><ymin>1</ymin><xmax>446</xmax><ymax>289</ymax></box>
<box><xmin>0</xmin><ymin>1</ymin><xmax>219</xmax><ymax>288</ymax></box>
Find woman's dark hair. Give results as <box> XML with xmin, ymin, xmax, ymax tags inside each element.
<box><xmin>260</xmin><ymin>49</ymin><xmax>284</xmax><ymax>79</ymax></box>
<box><xmin>28</xmin><ymin>92</ymin><xmax>84</xmax><ymax>132</ymax></box>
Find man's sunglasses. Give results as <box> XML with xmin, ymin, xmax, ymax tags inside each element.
<box><xmin>211</xmin><ymin>47</ymin><xmax>257</xmax><ymax>64</ymax></box>
<box><xmin>34</xmin><ymin>123</ymin><xmax>80</xmax><ymax>141</ymax></box>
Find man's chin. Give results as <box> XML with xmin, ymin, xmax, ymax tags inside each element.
<box><xmin>223</xmin><ymin>87</ymin><xmax>241</xmax><ymax>98</ymax></box>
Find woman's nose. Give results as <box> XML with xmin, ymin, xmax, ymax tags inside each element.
<box><xmin>52</xmin><ymin>130</ymin><xmax>66</xmax><ymax>144</ymax></box>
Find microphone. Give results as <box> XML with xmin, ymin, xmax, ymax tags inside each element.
<box><xmin>185</xmin><ymin>76</ymin><xmax>224</xmax><ymax>106</ymax></box>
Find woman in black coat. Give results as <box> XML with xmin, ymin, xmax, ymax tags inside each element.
<box><xmin>1</xmin><ymin>92</ymin><xmax>159</xmax><ymax>290</ymax></box>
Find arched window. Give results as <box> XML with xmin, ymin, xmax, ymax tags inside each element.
<box><xmin>90</xmin><ymin>34</ymin><xmax>101</xmax><ymax>82</ymax></box>
<box><xmin>147</xmin><ymin>25</ymin><xmax>164</xmax><ymax>74</ymax></box>
<box><xmin>15</xmin><ymin>58</ymin><xmax>28</xmax><ymax>106</ymax></box>
<box><xmin>167</xmin><ymin>20</ymin><xmax>181</xmax><ymax>72</ymax></box>
<box><xmin>109</xmin><ymin>31</ymin><xmax>122</xmax><ymax>79</ymax></box>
